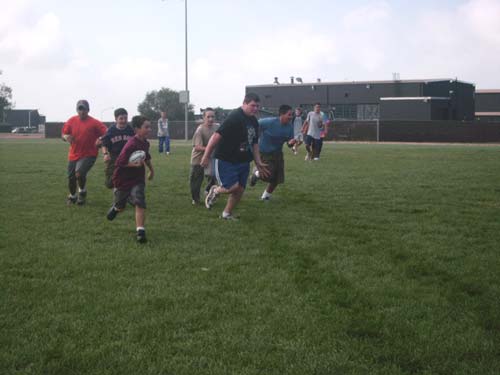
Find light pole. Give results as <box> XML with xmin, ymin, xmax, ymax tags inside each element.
<box><xmin>184</xmin><ymin>0</ymin><xmax>188</xmax><ymax>141</ymax></box>
<box><xmin>100</xmin><ymin>107</ymin><xmax>114</xmax><ymax>121</ymax></box>
<box><xmin>28</xmin><ymin>109</ymin><xmax>38</xmax><ymax>129</ymax></box>
<box><xmin>162</xmin><ymin>0</ymin><xmax>189</xmax><ymax>140</ymax></box>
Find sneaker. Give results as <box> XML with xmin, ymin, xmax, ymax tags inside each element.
<box><xmin>77</xmin><ymin>191</ymin><xmax>87</xmax><ymax>205</ymax></box>
<box><xmin>166</xmin><ymin>152</ymin><xmax>170</xmax><ymax>155</ymax></box>
<box><xmin>313</xmin><ymin>157</ymin><xmax>320</xmax><ymax>161</ymax></box>
<box><xmin>305</xmin><ymin>154</ymin><xmax>311</xmax><ymax>161</ymax></box>
<box><xmin>66</xmin><ymin>195</ymin><xmax>77</xmax><ymax>205</ymax></box>
<box><xmin>136</xmin><ymin>229</ymin><xmax>147</xmax><ymax>243</ymax></box>
<box><xmin>192</xmin><ymin>199</ymin><xmax>199</xmax><ymax>206</ymax></box>
<box><xmin>220</xmin><ymin>214</ymin><xmax>239</xmax><ymax>221</ymax></box>
<box><xmin>249</xmin><ymin>172</ymin><xmax>258</xmax><ymax>187</ymax></box>
<box><xmin>205</xmin><ymin>185</ymin><xmax>219</xmax><ymax>209</ymax></box>
<box><xmin>261</xmin><ymin>196</ymin><xmax>271</xmax><ymax>201</ymax></box>
<box><xmin>106</xmin><ymin>205</ymin><xmax>118</xmax><ymax>221</ymax></box>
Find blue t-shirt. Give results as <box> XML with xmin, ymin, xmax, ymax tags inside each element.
<box><xmin>258</xmin><ymin>117</ymin><xmax>294</xmax><ymax>154</ymax></box>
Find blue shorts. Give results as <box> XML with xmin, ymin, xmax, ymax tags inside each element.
<box><xmin>214</xmin><ymin>159</ymin><xmax>250</xmax><ymax>189</ymax></box>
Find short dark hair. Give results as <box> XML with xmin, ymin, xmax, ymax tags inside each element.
<box><xmin>203</xmin><ymin>107</ymin><xmax>215</xmax><ymax>117</ymax></box>
<box><xmin>114</xmin><ymin>108</ymin><xmax>128</xmax><ymax>118</ymax></box>
<box><xmin>314</xmin><ymin>102</ymin><xmax>321</xmax><ymax>106</ymax></box>
<box><xmin>131</xmin><ymin>115</ymin><xmax>148</xmax><ymax>129</ymax></box>
<box><xmin>243</xmin><ymin>92</ymin><xmax>260</xmax><ymax>104</ymax></box>
<box><xmin>278</xmin><ymin>104</ymin><xmax>292</xmax><ymax>115</ymax></box>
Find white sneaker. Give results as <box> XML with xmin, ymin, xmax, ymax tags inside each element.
<box><xmin>205</xmin><ymin>185</ymin><xmax>219</xmax><ymax>209</ymax></box>
<box><xmin>313</xmin><ymin>157</ymin><xmax>319</xmax><ymax>161</ymax></box>
<box><xmin>220</xmin><ymin>214</ymin><xmax>239</xmax><ymax>221</ymax></box>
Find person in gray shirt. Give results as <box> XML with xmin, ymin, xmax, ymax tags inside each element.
<box><xmin>157</xmin><ymin>110</ymin><xmax>170</xmax><ymax>155</ymax></box>
<box><xmin>303</xmin><ymin>103</ymin><xmax>324</xmax><ymax>160</ymax></box>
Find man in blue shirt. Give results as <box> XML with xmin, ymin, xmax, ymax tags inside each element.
<box><xmin>250</xmin><ymin>104</ymin><xmax>295</xmax><ymax>200</ymax></box>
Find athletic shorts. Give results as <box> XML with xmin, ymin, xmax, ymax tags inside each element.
<box><xmin>260</xmin><ymin>151</ymin><xmax>285</xmax><ymax>185</ymax></box>
<box><xmin>114</xmin><ymin>183</ymin><xmax>146</xmax><ymax>209</ymax></box>
<box><xmin>67</xmin><ymin>157</ymin><xmax>96</xmax><ymax>178</ymax></box>
<box><xmin>294</xmin><ymin>133</ymin><xmax>304</xmax><ymax>142</ymax></box>
<box><xmin>214</xmin><ymin>159</ymin><xmax>250</xmax><ymax>189</ymax></box>
<box><xmin>305</xmin><ymin>135</ymin><xmax>319</xmax><ymax>146</ymax></box>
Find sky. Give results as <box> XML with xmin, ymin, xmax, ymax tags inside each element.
<box><xmin>1</xmin><ymin>0</ymin><xmax>500</xmax><ymax>121</ymax></box>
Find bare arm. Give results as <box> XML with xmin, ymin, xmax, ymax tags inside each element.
<box><xmin>200</xmin><ymin>132</ymin><xmax>221</xmax><ymax>167</ymax></box>
<box><xmin>145</xmin><ymin>160</ymin><xmax>154</xmax><ymax>180</ymax></box>
<box><xmin>252</xmin><ymin>143</ymin><xmax>270</xmax><ymax>179</ymax></box>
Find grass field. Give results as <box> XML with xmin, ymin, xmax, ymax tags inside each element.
<box><xmin>1</xmin><ymin>139</ymin><xmax>499</xmax><ymax>375</ymax></box>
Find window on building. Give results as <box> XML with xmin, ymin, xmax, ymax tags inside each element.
<box><xmin>357</xmin><ymin>104</ymin><xmax>380</xmax><ymax>120</ymax></box>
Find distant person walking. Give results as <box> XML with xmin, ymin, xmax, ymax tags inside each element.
<box><xmin>62</xmin><ymin>99</ymin><xmax>107</xmax><ymax>205</ymax></box>
<box><xmin>157</xmin><ymin>110</ymin><xmax>170</xmax><ymax>155</ymax></box>
<box><xmin>303</xmin><ymin>103</ymin><xmax>324</xmax><ymax>161</ymax></box>
<box><xmin>201</xmin><ymin>93</ymin><xmax>269</xmax><ymax>220</ymax></box>
<box><xmin>189</xmin><ymin>108</ymin><xmax>219</xmax><ymax>205</ymax></box>
<box><xmin>291</xmin><ymin>107</ymin><xmax>305</xmax><ymax>155</ymax></box>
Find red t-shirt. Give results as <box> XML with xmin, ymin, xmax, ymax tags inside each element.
<box><xmin>62</xmin><ymin>115</ymin><xmax>107</xmax><ymax>161</ymax></box>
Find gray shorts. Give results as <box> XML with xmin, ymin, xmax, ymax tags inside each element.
<box><xmin>67</xmin><ymin>157</ymin><xmax>96</xmax><ymax>178</ymax></box>
<box><xmin>114</xmin><ymin>183</ymin><xmax>146</xmax><ymax>209</ymax></box>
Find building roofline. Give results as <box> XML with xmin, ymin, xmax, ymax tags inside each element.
<box><xmin>247</xmin><ymin>78</ymin><xmax>474</xmax><ymax>88</ymax></box>
<box><xmin>380</xmin><ymin>97</ymin><xmax>450</xmax><ymax>101</ymax></box>
<box><xmin>476</xmin><ymin>89</ymin><xmax>500</xmax><ymax>94</ymax></box>
<box><xmin>475</xmin><ymin>112</ymin><xmax>500</xmax><ymax>116</ymax></box>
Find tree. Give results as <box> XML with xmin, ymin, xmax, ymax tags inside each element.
<box><xmin>137</xmin><ymin>87</ymin><xmax>194</xmax><ymax>122</ymax></box>
<box><xmin>0</xmin><ymin>71</ymin><xmax>13</xmax><ymax>123</ymax></box>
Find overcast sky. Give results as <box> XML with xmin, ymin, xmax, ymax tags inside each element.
<box><xmin>1</xmin><ymin>0</ymin><xmax>500</xmax><ymax>121</ymax></box>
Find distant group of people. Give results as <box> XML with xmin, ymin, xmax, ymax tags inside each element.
<box><xmin>61</xmin><ymin>94</ymin><xmax>331</xmax><ymax>242</ymax></box>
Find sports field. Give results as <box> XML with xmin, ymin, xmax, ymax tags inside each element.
<box><xmin>1</xmin><ymin>139</ymin><xmax>499</xmax><ymax>374</ymax></box>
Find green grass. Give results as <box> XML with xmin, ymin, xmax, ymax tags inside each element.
<box><xmin>1</xmin><ymin>139</ymin><xmax>499</xmax><ymax>375</ymax></box>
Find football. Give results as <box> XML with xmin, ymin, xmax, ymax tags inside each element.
<box><xmin>129</xmin><ymin>150</ymin><xmax>146</xmax><ymax>164</ymax></box>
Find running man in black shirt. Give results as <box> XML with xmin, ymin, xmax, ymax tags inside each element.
<box><xmin>201</xmin><ymin>93</ymin><xmax>269</xmax><ymax>220</ymax></box>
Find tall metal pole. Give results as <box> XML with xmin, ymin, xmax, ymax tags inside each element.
<box><xmin>184</xmin><ymin>0</ymin><xmax>188</xmax><ymax>141</ymax></box>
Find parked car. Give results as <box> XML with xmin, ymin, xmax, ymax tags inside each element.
<box><xmin>11</xmin><ymin>127</ymin><xmax>38</xmax><ymax>134</ymax></box>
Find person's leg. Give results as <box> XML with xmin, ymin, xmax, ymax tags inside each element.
<box><xmin>312</xmin><ymin>138</ymin><xmax>321</xmax><ymax>159</ymax></box>
<box><xmin>67</xmin><ymin>161</ymin><xmax>77</xmax><ymax>204</ymax></box>
<box><xmin>261</xmin><ymin>153</ymin><xmax>283</xmax><ymax>200</ymax></box>
<box><xmin>165</xmin><ymin>136</ymin><xmax>170</xmax><ymax>154</ymax></box>
<box><xmin>189</xmin><ymin>164</ymin><xmax>204</xmax><ymax>203</ymax></box>
<box><xmin>204</xmin><ymin>175</ymin><xmax>217</xmax><ymax>195</ymax></box>
<box><xmin>317</xmin><ymin>138</ymin><xmax>324</xmax><ymax>157</ymax></box>
<box><xmin>104</xmin><ymin>156</ymin><xmax>115</xmax><ymax>189</ymax></box>
<box><xmin>158</xmin><ymin>136</ymin><xmax>164</xmax><ymax>153</ymax></box>
<box><xmin>305</xmin><ymin>136</ymin><xmax>313</xmax><ymax>160</ymax></box>
<box><xmin>75</xmin><ymin>157</ymin><xmax>96</xmax><ymax>204</ymax></box>
<box><xmin>223</xmin><ymin>185</ymin><xmax>245</xmax><ymax>216</ymax></box>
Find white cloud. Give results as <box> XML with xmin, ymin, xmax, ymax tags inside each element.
<box><xmin>0</xmin><ymin>4</ymin><xmax>73</xmax><ymax>69</ymax></box>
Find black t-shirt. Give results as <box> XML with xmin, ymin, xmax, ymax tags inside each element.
<box><xmin>214</xmin><ymin>107</ymin><xmax>258</xmax><ymax>163</ymax></box>
<box><xmin>101</xmin><ymin>124</ymin><xmax>135</xmax><ymax>157</ymax></box>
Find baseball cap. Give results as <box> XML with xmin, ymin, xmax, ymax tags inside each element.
<box><xmin>76</xmin><ymin>100</ymin><xmax>90</xmax><ymax>111</ymax></box>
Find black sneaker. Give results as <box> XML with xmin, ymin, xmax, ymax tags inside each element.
<box><xmin>77</xmin><ymin>191</ymin><xmax>87</xmax><ymax>205</ymax></box>
<box><xmin>249</xmin><ymin>172</ymin><xmax>258</xmax><ymax>187</ymax></box>
<box><xmin>136</xmin><ymin>229</ymin><xmax>147</xmax><ymax>243</ymax></box>
<box><xmin>66</xmin><ymin>195</ymin><xmax>77</xmax><ymax>205</ymax></box>
<box><xmin>106</xmin><ymin>206</ymin><xmax>118</xmax><ymax>221</ymax></box>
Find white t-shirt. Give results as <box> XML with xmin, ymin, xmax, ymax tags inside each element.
<box><xmin>306</xmin><ymin>111</ymin><xmax>323</xmax><ymax>139</ymax></box>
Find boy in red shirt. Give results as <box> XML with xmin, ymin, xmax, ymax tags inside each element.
<box><xmin>106</xmin><ymin>116</ymin><xmax>154</xmax><ymax>243</ymax></box>
<box><xmin>62</xmin><ymin>100</ymin><xmax>107</xmax><ymax>205</ymax></box>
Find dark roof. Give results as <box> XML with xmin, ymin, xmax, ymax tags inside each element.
<box><xmin>247</xmin><ymin>78</ymin><xmax>474</xmax><ymax>88</ymax></box>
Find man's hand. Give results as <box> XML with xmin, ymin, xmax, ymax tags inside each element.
<box><xmin>63</xmin><ymin>134</ymin><xmax>74</xmax><ymax>144</ymax></box>
<box><xmin>103</xmin><ymin>154</ymin><xmax>111</xmax><ymax>162</ymax></box>
<box><xmin>200</xmin><ymin>157</ymin><xmax>209</xmax><ymax>168</ymax></box>
<box><xmin>256</xmin><ymin>161</ymin><xmax>270</xmax><ymax>179</ymax></box>
<box><xmin>148</xmin><ymin>169</ymin><xmax>154</xmax><ymax>180</ymax></box>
